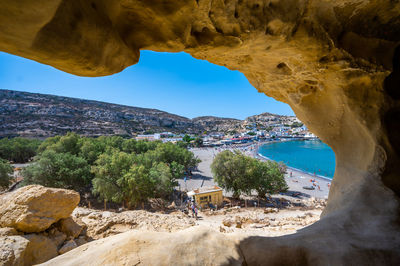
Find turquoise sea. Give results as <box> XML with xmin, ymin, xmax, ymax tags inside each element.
<box><xmin>258</xmin><ymin>140</ymin><xmax>336</xmax><ymax>179</ymax></box>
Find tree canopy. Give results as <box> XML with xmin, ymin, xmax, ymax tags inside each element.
<box><xmin>0</xmin><ymin>159</ymin><xmax>13</xmax><ymax>189</ymax></box>
<box><xmin>0</xmin><ymin>137</ymin><xmax>42</xmax><ymax>163</ymax></box>
<box><xmin>22</xmin><ymin>133</ymin><xmax>201</xmax><ymax>208</ymax></box>
<box><xmin>211</xmin><ymin>150</ymin><xmax>287</xmax><ymax>198</ymax></box>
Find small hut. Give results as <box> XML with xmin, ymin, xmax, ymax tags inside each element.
<box><xmin>187</xmin><ymin>186</ymin><xmax>223</xmax><ymax>208</ymax></box>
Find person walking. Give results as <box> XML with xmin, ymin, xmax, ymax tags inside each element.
<box><xmin>191</xmin><ymin>200</ymin><xmax>196</xmax><ymax>218</ymax></box>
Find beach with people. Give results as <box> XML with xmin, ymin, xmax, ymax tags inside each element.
<box><xmin>181</xmin><ymin>145</ymin><xmax>331</xmax><ymax>200</ymax></box>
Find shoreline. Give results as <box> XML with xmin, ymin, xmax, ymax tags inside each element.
<box><xmin>255</xmin><ymin>152</ymin><xmax>333</xmax><ymax>183</ymax></box>
<box><xmin>187</xmin><ymin>146</ymin><xmax>331</xmax><ymax>199</ymax></box>
<box><xmin>254</xmin><ymin>140</ymin><xmax>333</xmax><ymax>181</ymax></box>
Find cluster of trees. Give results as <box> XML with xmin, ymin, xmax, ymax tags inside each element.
<box><xmin>211</xmin><ymin>150</ymin><xmax>288</xmax><ymax>198</ymax></box>
<box><xmin>0</xmin><ymin>159</ymin><xmax>13</xmax><ymax>189</ymax></box>
<box><xmin>0</xmin><ymin>137</ymin><xmax>42</xmax><ymax>163</ymax></box>
<box><xmin>22</xmin><ymin>133</ymin><xmax>201</xmax><ymax>207</ymax></box>
<box><xmin>182</xmin><ymin>134</ymin><xmax>203</xmax><ymax>147</ymax></box>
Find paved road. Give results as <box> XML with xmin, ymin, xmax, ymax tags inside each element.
<box><xmin>177</xmin><ymin>148</ymin><xmax>217</xmax><ymax>192</ymax></box>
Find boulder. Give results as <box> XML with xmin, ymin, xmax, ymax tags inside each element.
<box><xmin>59</xmin><ymin>240</ymin><xmax>77</xmax><ymax>255</ymax></box>
<box><xmin>48</xmin><ymin>228</ymin><xmax>67</xmax><ymax>248</ymax></box>
<box><xmin>0</xmin><ymin>227</ymin><xmax>19</xmax><ymax>237</ymax></box>
<box><xmin>23</xmin><ymin>234</ymin><xmax>58</xmax><ymax>264</ymax></box>
<box><xmin>0</xmin><ymin>185</ymin><xmax>80</xmax><ymax>233</ymax></box>
<box><xmin>75</xmin><ymin>236</ymin><xmax>88</xmax><ymax>247</ymax></box>
<box><xmin>0</xmin><ymin>236</ymin><xmax>29</xmax><ymax>266</ymax></box>
<box><xmin>222</xmin><ymin>218</ymin><xmax>233</xmax><ymax>227</ymax></box>
<box><xmin>0</xmin><ymin>234</ymin><xmax>59</xmax><ymax>266</ymax></box>
<box><xmin>42</xmin><ymin>227</ymin><xmax>244</xmax><ymax>265</ymax></box>
<box><xmin>57</xmin><ymin>217</ymin><xmax>83</xmax><ymax>238</ymax></box>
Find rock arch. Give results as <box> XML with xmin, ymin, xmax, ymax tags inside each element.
<box><xmin>1</xmin><ymin>0</ymin><xmax>399</xmax><ymax>264</ymax></box>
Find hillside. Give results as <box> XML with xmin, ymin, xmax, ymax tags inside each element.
<box><xmin>191</xmin><ymin>116</ymin><xmax>242</xmax><ymax>133</ymax></box>
<box><xmin>0</xmin><ymin>90</ymin><xmax>202</xmax><ymax>137</ymax></box>
<box><xmin>0</xmin><ymin>89</ymin><xmax>297</xmax><ymax>138</ymax></box>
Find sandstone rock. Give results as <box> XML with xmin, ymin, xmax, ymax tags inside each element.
<box><xmin>1</xmin><ymin>1</ymin><xmax>400</xmax><ymax>264</ymax></box>
<box><xmin>48</xmin><ymin>228</ymin><xmax>67</xmax><ymax>248</ymax></box>
<box><xmin>222</xmin><ymin>218</ymin><xmax>233</xmax><ymax>227</ymax></box>
<box><xmin>42</xmin><ymin>227</ymin><xmax>244</xmax><ymax>265</ymax></box>
<box><xmin>58</xmin><ymin>240</ymin><xmax>78</xmax><ymax>255</ymax></box>
<box><xmin>0</xmin><ymin>236</ymin><xmax>29</xmax><ymax>266</ymax></box>
<box><xmin>75</xmin><ymin>237</ymin><xmax>87</xmax><ymax>247</ymax></box>
<box><xmin>264</xmin><ymin>208</ymin><xmax>278</xmax><ymax>214</ymax></box>
<box><xmin>0</xmin><ymin>185</ymin><xmax>80</xmax><ymax>233</ymax></box>
<box><xmin>0</xmin><ymin>227</ymin><xmax>18</xmax><ymax>237</ymax></box>
<box><xmin>57</xmin><ymin>217</ymin><xmax>83</xmax><ymax>238</ymax></box>
<box><xmin>23</xmin><ymin>234</ymin><xmax>58</xmax><ymax>264</ymax></box>
<box><xmin>0</xmin><ymin>234</ymin><xmax>59</xmax><ymax>266</ymax></box>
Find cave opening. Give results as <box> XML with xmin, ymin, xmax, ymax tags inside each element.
<box><xmin>1</xmin><ymin>0</ymin><xmax>400</xmax><ymax>263</ymax></box>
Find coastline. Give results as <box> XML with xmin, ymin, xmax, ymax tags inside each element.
<box><xmin>255</xmin><ymin>151</ymin><xmax>333</xmax><ymax>182</ymax></box>
<box><xmin>186</xmin><ymin>146</ymin><xmax>331</xmax><ymax>199</ymax></box>
<box><xmin>254</xmin><ymin>140</ymin><xmax>333</xmax><ymax>180</ymax></box>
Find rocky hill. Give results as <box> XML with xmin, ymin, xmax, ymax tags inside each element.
<box><xmin>0</xmin><ymin>90</ymin><xmax>296</xmax><ymax>138</ymax></box>
<box><xmin>0</xmin><ymin>90</ymin><xmax>202</xmax><ymax>138</ymax></box>
<box><xmin>191</xmin><ymin>116</ymin><xmax>242</xmax><ymax>133</ymax></box>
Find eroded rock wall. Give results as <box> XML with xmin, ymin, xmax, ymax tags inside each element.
<box><xmin>1</xmin><ymin>0</ymin><xmax>399</xmax><ymax>264</ymax></box>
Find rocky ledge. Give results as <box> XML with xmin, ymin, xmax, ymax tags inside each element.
<box><xmin>0</xmin><ymin>185</ymin><xmax>85</xmax><ymax>265</ymax></box>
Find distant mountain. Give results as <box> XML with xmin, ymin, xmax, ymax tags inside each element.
<box><xmin>0</xmin><ymin>89</ymin><xmax>297</xmax><ymax>138</ymax></box>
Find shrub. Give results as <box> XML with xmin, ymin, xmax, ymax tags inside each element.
<box><xmin>211</xmin><ymin>150</ymin><xmax>287</xmax><ymax>198</ymax></box>
<box><xmin>22</xmin><ymin>150</ymin><xmax>91</xmax><ymax>192</ymax></box>
<box><xmin>0</xmin><ymin>159</ymin><xmax>13</xmax><ymax>189</ymax></box>
<box><xmin>0</xmin><ymin>137</ymin><xmax>42</xmax><ymax>163</ymax></box>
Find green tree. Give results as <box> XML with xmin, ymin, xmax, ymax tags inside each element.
<box><xmin>0</xmin><ymin>137</ymin><xmax>42</xmax><ymax>163</ymax></box>
<box><xmin>0</xmin><ymin>159</ymin><xmax>13</xmax><ymax>189</ymax></box>
<box><xmin>22</xmin><ymin>150</ymin><xmax>91</xmax><ymax>192</ymax></box>
<box><xmin>253</xmin><ymin>160</ymin><xmax>288</xmax><ymax>198</ymax></box>
<box><xmin>211</xmin><ymin>150</ymin><xmax>288</xmax><ymax>198</ymax></box>
<box><xmin>149</xmin><ymin>162</ymin><xmax>176</xmax><ymax>198</ymax></box>
<box><xmin>118</xmin><ymin>164</ymin><xmax>153</xmax><ymax>207</ymax></box>
<box><xmin>39</xmin><ymin>133</ymin><xmax>80</xmax><ymax>155</ymax></box>
<box><xmin>194</xmin><ymin>137</ymin><xmax>203</xmax><ymax>147</ymax></box>
<box><xmin>91</xmin><ymin>150</ymin><xmax>135</xmax><ymax>204</ymax></box>
<box><xmin>211</xmin><ymin>150</ymin><xmax>254</xmax><ymax>198</ymax></box>
<box><xmin>79</xmin><ymin>138</ymin><xmax>106</xmax><ymax>165</ymax></box>
<box><xmin>183</xmin><ymin>134</ymin><xmax>192</xmax><ymax>143</ymax></box>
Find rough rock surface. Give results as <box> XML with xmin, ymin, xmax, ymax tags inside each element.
<box><xmin>57</xmin><ymin>217</ymin><xmax>83</xmax><ymax>239</ymax></box>
<box><xmin>58</xmin><ymin>240</ymin><xmax>78</xmax><ymax>255</ymax></box>
<box><xmin>0</xmin><ymin>236</ymin><xmax>29</xmax><ymax>266</ymax></box>
<box><xmin>1</xmin><ymin>0</ymin><xmax>400</xmax><ymax>264</ymax></box>
<box><xmin>41</xmin><ymin>227</ymin><xmax>244</xmax><ymax>266</ymax></box>
<box><xmin>0</xmin><ymin>185</ymin><xmax>80</xmax><ymax>233</ymax></box>
<box><xmin>0</xmin><ymin>228</ymin><xmax>19</xmax><ymax>237</ymax></box>
<box><xmin>72</xmin><ymin>207</ymin><xmax>195</xmax><ymax>240</ymax></box>
<box><xmin>0</xmin><ymin>234</ymin><xmax>59</xmax><ymax>266</ymax></box>
<box><xmin>23</xmin><ymin>234</ymin><xmax>58</xmax><ymax>264</ymax></box>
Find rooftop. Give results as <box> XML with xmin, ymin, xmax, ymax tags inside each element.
<box><xmin>187</xmin><ymin>186</ymin><xmax>223</xmax><ymax>196</ymax></box>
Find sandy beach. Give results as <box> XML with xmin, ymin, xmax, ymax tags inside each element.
<box><xmin>179</xmin><ymin>145</ymin><xmax>331</xmax><ymax>199</ymax></box>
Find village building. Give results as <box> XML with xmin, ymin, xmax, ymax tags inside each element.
<box><xmin>187</xmin><ymin>186</ymin><xmax>223</xmax><ymax>208</ymax></box>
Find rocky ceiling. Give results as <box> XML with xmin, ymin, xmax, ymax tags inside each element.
<box><xmin>1</xmin><ymin>0</ymin><xmax>399</xmax><ymax>264</ymax></box>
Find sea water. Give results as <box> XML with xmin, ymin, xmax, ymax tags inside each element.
<box><xmin>258</xmin><ymin>140</ymin><xmax>336</xmax><ymax>179</ymax></box>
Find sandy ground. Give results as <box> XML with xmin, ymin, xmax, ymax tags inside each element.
<box><xmin>196</xmin><ymin>207</ymin><xmax>323</xmax><ymax>237</ymax></box>
<box><xmin>178</xmin><ymin>146</ymin><xmax>330</xmax><ymax>199</ymax></box>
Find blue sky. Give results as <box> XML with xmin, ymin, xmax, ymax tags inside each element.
<box><xmin>0</xmin><ymin>51</ymin><xmax>294</xmax><ymax>119</ymax></box>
